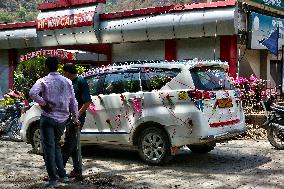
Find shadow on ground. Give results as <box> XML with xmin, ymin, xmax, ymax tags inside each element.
<box><xmin>81</xmin><ymin>144</ymin><xmax>271</xmax><ymax>174</ymax></box>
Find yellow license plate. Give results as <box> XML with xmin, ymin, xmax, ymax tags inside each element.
<box><xmin>216</xmin><ymin>98</ymin><xmax>232</xmax><ymax>108</ymax></box>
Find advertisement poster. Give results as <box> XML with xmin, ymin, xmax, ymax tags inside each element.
<box><xmin>250</xmin><ymin>12</ymin><xmax>284</xmax><ymax>53</ymax></box>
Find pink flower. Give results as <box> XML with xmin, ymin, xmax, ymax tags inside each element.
<box><xmin>249</xmin><ymin>74</ymin><xmax>257</xmax><ymax>82</ymax></box>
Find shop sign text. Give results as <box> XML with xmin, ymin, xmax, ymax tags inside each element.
<box><xmin>36</xmin><ymin>12</ymin><xmax>94</xmax><ymax>31</ymax></box>
<box><xmin>20</xmin><ymin>49</ymin><xmax>77</xmax><ymax>62</ymax></box>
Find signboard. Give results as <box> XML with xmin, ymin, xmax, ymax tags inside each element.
<box><xmin>36</xmin><ymin>6</ymin><xmax>97</xmax><ymax>31</ymax></box>
<box><xmin>36</xmin><ymin>12</ymin><xmax>95</xmax><ymax>31</ymax></box>
<box><xmin>20</xmin><ymin>49</ymin><xmax>77</xmax><ymax>62</ymax></box>
<box><xmin>250</xmin><ymin>12</ymin><xmax>284</xmax><ymax>52</ymax></box>
<box><xmin>250</xmin><ymin>0</ymin><xmax>284</xmax><ymax>12</ymax></box>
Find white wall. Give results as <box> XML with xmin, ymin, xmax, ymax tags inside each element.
<box><xmin>112</xmin><ymin>41</ymin><xmax>165</xmax><ymax>62</ymax></box>
<box><xmin>112</xmin><ymin>38</ymin><xmax>221</xmax><ymax>63</ymax></box>
<box><xmin>177</xmin><ymin>37</ymin><xmax>220</xmax><ymax>60</ymax></box>
<box><xmin>238</xmin><ymin>46</ymin><xmax>260</xmax><ymax>78</ymax></box>
<box><xmin>0</xmin><ymin>50</ymin><xmax>9</xmax><ymax>94</ymax></box>
<box><xmin>238</xmin><ymin>45</ymin><xmax>282</xmax><ymax>88</ymax></box>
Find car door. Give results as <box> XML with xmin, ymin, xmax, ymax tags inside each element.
<box><xmin>82</xmin><ymin>70</ymin><xmax>142</xmax><ymax>144</ymax></box>
<box><xmin>80</xmin><ymin>74</ymin><xmax>106</xmax><ymax>143</ymax></box>
<box><xmin>96</xmin><ymin>70</ymin><xmax>143</xmax><ymax>144</ymax></box>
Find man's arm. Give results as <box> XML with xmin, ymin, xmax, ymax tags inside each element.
<box><xmin>79</xmin><ymin>78</ymin><xmax>92</xmax><ymax>117</ymax></box>
<box><xmin>79</xmin><ymin>102</ymin><xmax>92</xmax><ymax>117</ymax></box>
<box><xmin>69</xmin><ymin>83</ymin><xmax>79</xmax><ymax>123</ymax></box>
<box><xmin>29</xmin><ymin>79</ymin><xmax>46</xmax><ymax>106</ymax></box>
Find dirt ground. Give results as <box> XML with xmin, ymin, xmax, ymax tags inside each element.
<box><xmin>0</xmin><ymin>139</ymin><xmax>283</xmax><ymax>189</ymax></box>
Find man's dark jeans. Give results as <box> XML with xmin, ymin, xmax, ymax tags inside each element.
<box><xmin>62</xmin><ymin>120</ymin><xmax>83</xmax><ymax>173</ymax></box>
<box><xmin>40</xmin><ymin>115</ymin><xmax>67</xmax><ymax>182</ymax></box>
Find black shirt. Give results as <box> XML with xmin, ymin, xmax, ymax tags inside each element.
<box><xmin>72</xmin><ymin>76</ymin><xmax>92</xmax><ymax>124</ymax></box>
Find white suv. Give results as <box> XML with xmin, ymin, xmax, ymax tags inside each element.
<box><xmin>20</xmin><ymin>60</ymin><xmax>246</xmax><ymax>165</ymax></box>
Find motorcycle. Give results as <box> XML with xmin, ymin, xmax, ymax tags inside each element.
<box><xmin>0</xmin><ymin>90</ymin><xmax>31</xmax><ymax>141</ymax></box>
<box><xmin>262</xmin><ymin>97</ymin><xmax>284</xmax><ymax>150</ymax></box>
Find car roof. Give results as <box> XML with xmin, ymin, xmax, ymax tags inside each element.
<box><xmin>129</xmin><ymin>60</ymin><xmax>228</xmax><ymax>70</ymax></box>
<box><xmin>82</xmin><ymin>59</ymin><xmax>228</xmax><ymax>78</ymax></box>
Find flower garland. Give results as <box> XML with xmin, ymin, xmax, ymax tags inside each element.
<box><xmin>86</xmin><ymin>63</ymin><xmax>257</xmax><ymax>135</ymax></box>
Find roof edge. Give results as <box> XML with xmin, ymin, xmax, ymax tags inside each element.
<box><xmin>0</xmin><ymin>0</ymin><xmax>236</xmax><ymax>31</ymax></box>
<box><xmin>38</xmin><ymin>0</ymin><xmax>106</xmax><ymax>11</ymax></box>
<box><xmin>0</xmin><ymin>21</ymin><xmax>36</xmax><ymax>31</ymax></box>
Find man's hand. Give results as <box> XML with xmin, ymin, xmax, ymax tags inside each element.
<box><xmin>74</xmin><ymin>120</ymin><xmax>81</xmax><ymax>128</ymax></box>
<box><xmin>40</xmin><ymin>104</ymin><xmax>52</xmax><ymax>113</ymax></box>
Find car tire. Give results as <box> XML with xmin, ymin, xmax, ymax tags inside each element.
<box><xmin>138</xmin><ymin>127</ymin><xmax>172</xmax><ymax>165</ymax></box>
<box><xmin>30</xmin><ymin>124</ymin><xmax>42</xmax><ymax>154</ymax></box>
<box><xmin>188</xmin><ymin>143</ymin><xmax>216</xmax><ymax>154</ymax></box>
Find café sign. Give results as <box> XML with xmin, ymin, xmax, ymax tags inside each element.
<box><xmin>20</xmin><ymin>49</ymin><xmax>77</xmax><ymax>62</ymax></box>
<box><xmin>36</xmin><ymin>11</ymin><xmax>94</xmax><ymax>31</ymax></box>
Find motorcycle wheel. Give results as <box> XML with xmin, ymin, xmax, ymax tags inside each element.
<box><xmin>8</xmin><ymin>118</ymin><xmax>22</xmax><ymax>142</ymax></box>
<box><xmin>267</xmin><ymin>126</ymin><xmax>284</xmax><ymax>150</ymax></box>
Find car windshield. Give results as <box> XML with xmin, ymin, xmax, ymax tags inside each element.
<box><xmin>190</xmin><ymin>66</ymin><xmax>231</xmax><ymax>91</ymax></box>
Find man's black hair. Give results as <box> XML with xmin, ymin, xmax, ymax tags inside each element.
<box><xmin>63</xmin><ymin>63</ymin><xmax>77</xmax><ymax>74</ymax></box>
<box><xmin>45</xmin><ymin>57</ymin><xmax>59</xmax><ymax>72</ymax></box>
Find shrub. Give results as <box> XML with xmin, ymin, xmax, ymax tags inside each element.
<box><xmin>57</xmin><ymin>64</ymin><xmax>86</xmax><ymax>75</ymax></box>
<box><xmin>14</xmin><ymin>56</ymin><xmax>47</xmax><ymax>101</ymax></box>
<box><xmin>14</xmin><ymin>57</ymin><xmax>86</xmax><ymax>101</ymax></box>
<box><xmin>234</xmin><ymin>75</ymin><xmax>278</xmax><ymax>113</ymax></box>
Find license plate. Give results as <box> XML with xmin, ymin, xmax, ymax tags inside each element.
<box><xmin>216</xmin><ymin>98</ymin><xmax>232</xmax><ymax>108</ymax></box>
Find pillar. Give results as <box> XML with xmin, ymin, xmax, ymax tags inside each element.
<box><xmin>260</xmin><ymin>49</ymin><xmax>269</xmax><ymax>81</ymax></box>
<box><xmin>165</xmin><ymin>39</ymin><xmax>177</xmax><ymax>61</ymax></box>
<box><xmin>220</xmin><ymin>35</ymin><xmax>237</xmax><ymax>78</ymax></box>
<box><xmin>8</xmin><ymin>49</ymin><xmax>17</xmax><ymax>89</ymax></box>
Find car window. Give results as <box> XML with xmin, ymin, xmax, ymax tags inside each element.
<box><xmin>124</xmin><ymin>72</ymin><xmax>141</xmax><ymax>93</ymax></box>
<box><xmin>86</xmin><ymin>75</ymin><xmax>101</xmax><ymax>95</ymax></box>
<box><xmin>190</xmin><ymin>66</ymin><xmax>231</xmax><ymax>91</ymax></box>
<box><xmin>103</xmin><ymin>72</ymin><xmax>141</xmax><ymax>94</ymax></box>
<box><xmin>141</xmin><ymin>68</ymin><xmax>180</xmax><ymax>91</ymax></box>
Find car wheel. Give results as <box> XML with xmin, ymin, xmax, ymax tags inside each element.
<box><xmin>31</xmin><ymin>124</ymin><xmax>42</xmax><ymax>154</ymax></box>
<box><xmin>138</xmin><ymin>127</ymin><xmax>172</xmax><ymax>165</ymax></box>
<box><xmin>188</xmin><ymin>143</ymin><xmax>216</xmax><ymax>154</ymax></box>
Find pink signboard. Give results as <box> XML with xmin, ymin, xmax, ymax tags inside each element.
<box><xmin>20</xmin><ymin>49</ymin><xmax>77</xmax><ymax>62</ymax></box>
<box><xmin>36</xmin><ymin>11</ymin><xmax>94</xmax><ymax>31</ymax></box>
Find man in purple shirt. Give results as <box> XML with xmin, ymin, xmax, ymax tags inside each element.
<box><xmin>29</xmin><ymin>57</ymin><xmax>79</xmax><ymax>188</ymax></box>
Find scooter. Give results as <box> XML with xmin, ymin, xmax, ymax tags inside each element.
<box><xmin>262</xmin><ymin>97</ymin><xmax>284</xmax><ymax>150</ymax></box>
<box><xmin>0</xmin><ymin>90</ymin><xmax>31</xmax><ymax>141</ymax></box>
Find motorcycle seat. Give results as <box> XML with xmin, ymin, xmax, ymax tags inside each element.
<box><xmin>271</xmin><ymin>105</ymin><xmax>284</xmax><ymax>115</ymax></box>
